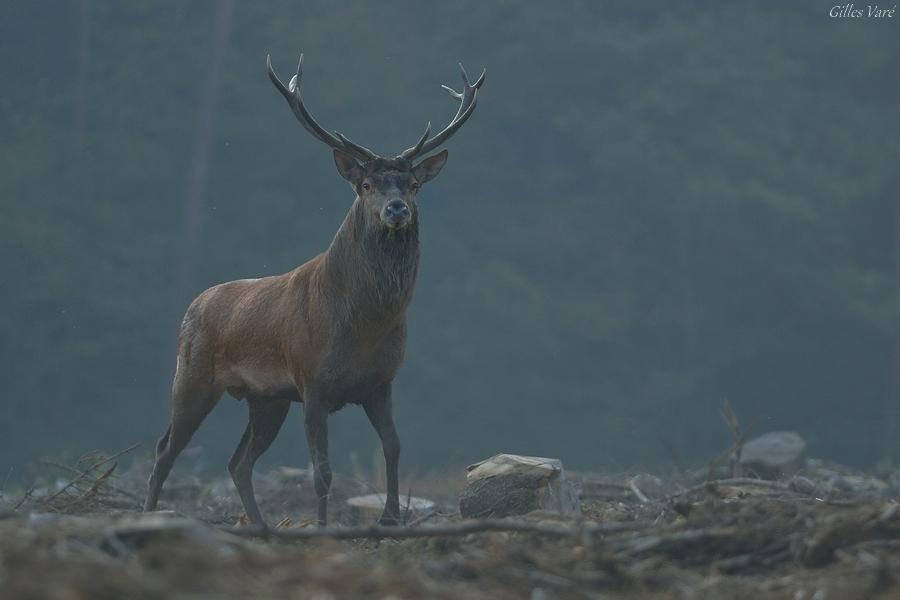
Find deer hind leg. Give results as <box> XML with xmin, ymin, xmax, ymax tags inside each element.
<box><xmin>144</xmin><ymin>371</ymin><xmax>221</xmax><ymax>511</ymax></box>
<box><xmin>228</xmin><ymin>397</ymin><xmax>291</xmax><ymax>527</ymax></box>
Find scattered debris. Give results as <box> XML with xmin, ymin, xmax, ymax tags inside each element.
<box><xmin>805</xmin><ymin>458</ymin><xmax>896</xmax><ymax>498</ymax></box>
<box><xmin>15</xmin><ymin>445</ymin><xmax>141</xmax><ymax>514</ymax></box>
<box><xmin>2</xmin><ymin>442</ymin><xmax>900</xmax><ymax>599</ymax></box>
<box><xmin>459</xmin><ymin>454</ymin><xmax>581</xmax><ymax>518</ymax></box>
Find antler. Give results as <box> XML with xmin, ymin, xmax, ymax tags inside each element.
<box><xmin>399</xmin><ymin>63</ymin><xmax>486</xmax><ymax>161</ymax></box>
<box><xmin>267</xmin><ymin>53</ymin><xmax>377</xmax><ymax>163</ymax></box>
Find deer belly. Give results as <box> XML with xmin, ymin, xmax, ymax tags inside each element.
<box><xmin>225</xmin><ymin>366</ymin><xmax>296</xmax><ymax>400</ymax></box>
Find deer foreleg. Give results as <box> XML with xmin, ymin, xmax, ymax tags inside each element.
<box><xmin>364</xmin><ymin>384</ymin><xmax>401</xmax><ymax>526</ymax></box>
<box><xmin>303</xmin><ymin>396</ymin><xmax>332</xmax><ymax>526</ymax></box>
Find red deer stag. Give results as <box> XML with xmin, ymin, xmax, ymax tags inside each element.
<box><xmin>143</xmin><ymin>54</ymin><xmax>484</xmax><ymax>527</ymax></box>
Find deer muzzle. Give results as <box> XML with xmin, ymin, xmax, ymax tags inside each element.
<box><xmin>383</xmin><ymin>200</ymin><xmax>412</xmax><ymax>229</ymax></box>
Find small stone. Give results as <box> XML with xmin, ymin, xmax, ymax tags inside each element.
<box><xmin>459</xmin><ymin>454</ymin><xmax>581</xmax><ymax>518</ymax></box>
<box><xmin>740</xmin><ymin>431</ymin><xmax>807</xmax><ymax>479</ymax></box>
<box><xmin>345</xmin><ymin>494</ymin><xmax>435</xmax><ymax>525</ymax></box>
<box><xmin>788</xmin><ymin>475</ymin><xmax>818</xmax><ymax>495</ymax></box>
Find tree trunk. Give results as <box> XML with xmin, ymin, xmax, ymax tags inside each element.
<box><xmin>160</xmin><ymin>0</ymin><xmax>235</xmax><ymax>403</ymax></box>
<box><xmin>58</xmin><ymin>0</ymin><xmax>92</xmax><ymax>406</ymax></box>
<box><xmin>174</xmin><ymin>0</ymin><xmax>235</xmax><ymax>308</ymax></box>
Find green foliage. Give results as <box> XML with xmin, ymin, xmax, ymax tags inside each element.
<box><xmin>1</xmin><ymin>1</ymin><xmax>897</xmax><ymax>476</ymax></box>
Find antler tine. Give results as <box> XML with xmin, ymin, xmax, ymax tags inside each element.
<box><xmin>406</xmin><ymin>122</ymin><xmax>431</xmax><ymax>157</ymax></box>
<box><xmin>267</xmin><ymin>54</ymin><xmax>293</xmax><ymax>102</ymax></box>
<box><xmin>425</xmin><ymin>93</ymin><xmax>479</xmax><ymax>149</ymax></box>
<box><xmin>442</xmin><ymin>67</ymin><xmax>486</xmax><ymax>102</ymax></box>
<box><xmin>399</xmin><ymin>63</ymin><xmax>485</xmax><ymax>160</ymax></box>
<box><xmin>472</xmin><ymin>68</ymin><xmax>486</xmax><ymax>90</ymax></box>
<box><xmin>268</xmin><ymin>53</ymin><xmax>377</xmax><ymax>162</ymax></box>
<box><xmin>268</xmin><ymin>54</ymin><xmax>317</xmax><ymax>139</ymax></box>
<box><xmin>441</xmin><ymin>85</ymin><xmax>463</xmax><ymax>100</ymax></box>
<box><xmin>287</xmin><ymin>53</ymin><xmax>304</xmax><ymax>94</ymax></box>
<box><xmin>334</xmin><ymin>131</ymin><xmax>377</xmax><ymax>159</ymax></box>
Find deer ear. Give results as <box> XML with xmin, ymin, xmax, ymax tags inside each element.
<box><xmin>412</xmin><ymin>149</ymin><xmax>449</xmax><ymax>185</ymax></box>
<box><xmin>333</xmin><ymin>149</ymin><xmax>364</xmax><ymax>183</ymax></box>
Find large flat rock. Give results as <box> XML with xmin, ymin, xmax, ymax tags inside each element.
<box><xmin>459</xmin><ymin>454</ymin><xmax>581</xmax><ymax>518</ymax></box>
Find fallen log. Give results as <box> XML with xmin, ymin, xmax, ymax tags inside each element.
<box><xmin>222</xmin><ymin>517</ymin><xmax>653</xmax><ymax>541</ymax></box>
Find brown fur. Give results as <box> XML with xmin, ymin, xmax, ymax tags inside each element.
<box><xmin>144</xmin><ymin>167</ymin><xmax>427</xmax><ymax>527</ymax></box>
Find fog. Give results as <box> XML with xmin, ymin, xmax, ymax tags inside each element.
<box><xmin>1</xmin><ymin>1</ymin><xmax>897</xmax><ymax>486</ymax></box>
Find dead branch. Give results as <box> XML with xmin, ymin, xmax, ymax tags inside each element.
<box><xmin>41</xmin><ymin>444</ymin><xmax>139</xmax><ymax>506</ymax></box>
<box><xmin>70</xmin><ymin>462</ymin><xmax>117</xmax><ymax>507</ymax></box>
<box><xmin>662</xmin><ymin>477</ymin><xmax>796</xmax><ymax>502</ymax></box>
<box><xmin>38</xmin><ymin>459</ymin><xmax>143</xmax><ymax>502</ymax></box>
<box><xmin>628</xmin><ymin>477</ymin><xmax>650</xmax><ymax>503</ymax></box>
<box><xmin>12</xmin><ymin>487</ymin><xmax>35</xmax><ymax>510</ymax></box>
<box><xmin>223</xmin><ymin>517</ymin><xmax>654</xmax><ymax>541</ymax></box>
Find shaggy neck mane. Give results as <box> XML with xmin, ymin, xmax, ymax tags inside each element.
<box><xmin>321</xmin><ymin>197</ymin><xmax>420</xmax><ymax>323</ymax></box>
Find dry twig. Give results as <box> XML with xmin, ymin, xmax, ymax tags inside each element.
<box><xmin>42</xmin><ymin>444</ymin><xmax>139</xmax><ymax>506</ymax></box>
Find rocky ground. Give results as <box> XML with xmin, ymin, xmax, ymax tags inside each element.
<box><xmin>1</xmin><ymin>440</ymin><xmax>899</xmax><ymax>600</ymax></box>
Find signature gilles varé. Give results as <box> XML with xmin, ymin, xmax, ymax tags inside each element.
<box><xmin>829</xmin><ymin>4</ymin><xmax>896</xmax><ymax>17</ymax></box>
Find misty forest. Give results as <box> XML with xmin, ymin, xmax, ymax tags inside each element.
<box><xmin>1</xmin><ymin>2</ymin><xmax>898</xmax><ymax>599</ymax></box>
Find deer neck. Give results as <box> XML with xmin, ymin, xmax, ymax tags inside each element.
<box><xmin>321</xmin><ymin>197</ymin><xmax>420</xmax><ymax>323</ymax></box>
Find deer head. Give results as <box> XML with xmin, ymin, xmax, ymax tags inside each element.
<box><xmin>267</xmin><ymin>54</ymin><xmax>485</xmax><ymax>231</ymax></box>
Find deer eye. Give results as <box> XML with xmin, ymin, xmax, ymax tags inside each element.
<box><xmin>362</xmin><ymin>182</ymin><xmax>371</xmax><ymax>191</ymax></box>
<box><xmin>411</xmin><ymin>182</ymin><xmax>420</xmax><ymax>191</ymax></box>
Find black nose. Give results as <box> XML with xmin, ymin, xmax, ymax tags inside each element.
<box><xmin>384</xmin><ymin>201</ymin><xmax>410</xmax><ymax>221</ymax></box>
